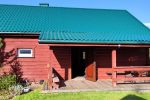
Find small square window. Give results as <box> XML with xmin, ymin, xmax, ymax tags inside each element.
<box><xmin>18</xmin><ymin>49</ymin><xmax>33</xmax><ymax>57</ymax></box>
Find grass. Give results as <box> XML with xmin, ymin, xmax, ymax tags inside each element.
<box><xmin>13</xmin><ymin>90</ymin><xmax>150</xmax><ymax>100</ymax></box>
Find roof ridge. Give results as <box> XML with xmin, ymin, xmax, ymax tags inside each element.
<box><xmin>0</xmin><ymin>4</ymin><xmax>126</xmax><ymax>11</ymax></box>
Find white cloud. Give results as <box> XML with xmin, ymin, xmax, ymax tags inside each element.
<box><xmin>144</xmin><ymin>23</ymin><xmax>150</xmax><ymax>28</ymax></box>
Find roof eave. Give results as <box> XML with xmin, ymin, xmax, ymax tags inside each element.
<box><xmin>0</xmin><ymin>32</ymin><xmax>40</xmax><ymax>35</ymax></box>
<box><xmin>38</xmin><ymin>40</ymin><xmax>150</xmax><ymax>45</ymax></box>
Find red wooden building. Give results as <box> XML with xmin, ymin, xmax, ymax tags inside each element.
<box><xmin>1</xmin><ymin>4</ymin><xmax>150</xmax><ymax>86</ymax></box>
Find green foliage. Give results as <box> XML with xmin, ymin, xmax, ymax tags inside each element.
<box><xmin>0</xmin><ymin>74</ymin><xmax>17</xmax><ymax>99</ymax></box>
<box><xmin>0</xmin><ymin>84</ymin><xmax>23</xmax><ymax>100</ymax></box>
<box><xmin>9</xmin><ymin>84</ymin><xmax>23</xmax><ymax>96</ymax></box>
<box><xmin>0</xmin><ymin>74</ymin><xmax>16</xmax><ymax>90</ymax></box>
<box><xmin>42</xmin><ymin>81</ymin><xmax>49</xmax><ymax>90</ymax></box>
<box><xmin>0</xmin><ymin>90</ymin><xmax>11</xmax><ymax>100</ymax></box>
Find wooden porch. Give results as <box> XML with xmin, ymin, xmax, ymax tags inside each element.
<box><xmin>43</xmin><ymin>77</ymin><xmax>150</xmax><ymax>92</ymax></box>
<box><xmin>47</xmin><ymin>46</ymin><xmax>150</xmax><ymax>90</ymax></box>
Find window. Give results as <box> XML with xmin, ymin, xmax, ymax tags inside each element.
<box><xmin>82</xmin><ymin>51</ymin><xmax>86</xmax><ymax>59</ymax></box>
<box><xmin>18</xmin><ymin>49</ymin><xmax>33</xmax><ymax>57</ymax></box>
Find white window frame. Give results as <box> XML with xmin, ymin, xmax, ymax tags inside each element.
<box><xmin>17</xmin><ymin>48</ymin><xmax>33</xmax><ymax>58</ymax></box>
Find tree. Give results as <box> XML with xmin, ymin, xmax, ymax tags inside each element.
<box><xmin>0</xmin><ymin>38</ymin><xmax>23</xmax><ymax>82</ymax></box>
<box><xmin>0</xmin><ymin>38</ymin><xmax>4</xmax><ymax>67</ymax></box>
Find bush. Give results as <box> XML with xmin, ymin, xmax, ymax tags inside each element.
<box><xmin>0</xmin><ymin>74</ymin><xmax>16</xmax><ymax>90</ymax></box>
<box><xmin>0</xmin><ymin>90</ymin><xmax>11</xmax><ymax>100</ymax></box>
<box><xmin>9</xmin><ymin>84</ymin><xmax>23</xmax><ymax>96</ymax></box>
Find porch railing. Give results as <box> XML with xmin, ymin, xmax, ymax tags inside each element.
<box><xmin>112</xmin><ymin>66</ymin><xmax>150</xmax><ymax>86</ymax></box>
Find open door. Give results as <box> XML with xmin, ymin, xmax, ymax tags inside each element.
<box><xmin>85</xmin><ymin>48</ymin><xmax>97</xmax><ymax>82</ymax></box>
<box><xmin>85</xmin><ymin>61</ymin><xmax>96</xmax><ymax>81</ymax></box>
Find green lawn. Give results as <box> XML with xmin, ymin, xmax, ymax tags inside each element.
<box><xmin>13</xmin><ymin>90</ymin><xmax>150</xmax><ymax>100</ymax></box>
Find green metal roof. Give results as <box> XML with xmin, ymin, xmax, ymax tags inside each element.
<box><xmin>0</xmin><ymin>4</ymin><xmax>150</xmax><ymax>44</ymax></box>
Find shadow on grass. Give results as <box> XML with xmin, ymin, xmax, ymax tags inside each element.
<box><xmin>121</xmin><ymin>95</ymin><xmax>146</xmax><ymax>100</ymax></box>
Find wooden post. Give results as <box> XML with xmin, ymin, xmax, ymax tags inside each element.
<box><xmin>48</xmin><ymin>47</ymin><xmax>53</xmax><ymax>90</ymax></box>
<box><xmin>146</xmin><ymin>48</ymin><xmax>149</xmax><ymax>65</ymax></box>
<box><xmin>112</xmin><ymin>49</ymin><xmax>117</xmax><ymax>87</ymax></box>
<box><xmin>47</xmin><ymin>63</ymin><xmax>52</xmax><ymax>90</ymax></box>
<box><xmin>112</xmin><ymin>49</ymin><xmax>116</xmax><ymax>68</ymax></box>
<box><xmin>68</xmin><ymin>47</ymin><xmax>72</xmax><ymax>80</ymax></box>
<box><xmin>112</xmin><ymin>71</ymin><xmax>117</xmax><ymax>87</ymax></box>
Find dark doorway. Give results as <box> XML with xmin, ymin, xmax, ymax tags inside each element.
<box><xmin>71</xmin><ymin>47</ymin><xmax>86</xmax><ymax>78</ymax></box>
<box><xmin>71</xmin><ymin>47</ymin><xmax>96</xmax><ymax>81</ymax></box>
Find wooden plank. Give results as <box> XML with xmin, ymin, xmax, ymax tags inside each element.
<box><xmin>112</xmin><ymin>49</ymin><xmax>117</xmax><ymax>86</ymax></box>
<box><xmin>68</xmin><ymin>66</ymin><xmax>72</xmax><ymax>80</ymax></box>
<box><xmin>114</xmin><ymin>67</ymin><xmax>150</xmax><ymax>71</ymax></box>
<box><xmin>47</xmin><ymin>63</ymin><xmax>52</xmax><ymax>90</ymax></box>
<box><xmin>114</xmin><ymin>77</ymin><xmax>150</xmax><ymax>81</ymax></box>
<box><xmin>112</xmin><ymin>71</ymin><xmax>117</xmax><ymax>87</ymax></box>
<box><xmin>116</xmin><ymin>66</ymin><xmax>150</xmax><ymax>68</ymax></box>
<box><xmin>98</xmin><ymin>68</ymin><xmax>113</xmax><ymax>71</ymax></box>
<box><xmin>112</xmin><ymin>49</ymin><xmax>116</xmax><ymax>68</ymax></box>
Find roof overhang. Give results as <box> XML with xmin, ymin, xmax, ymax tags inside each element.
<box><xmin>0</xmin><ymin>32</ymin><xmax>40</xmax><ymax>37</ymax></box>
<box><xmin>39</xmin><ymin>30</ymin><xmax>150</xmax><ymax>45</ymax></box>
<box><xmin>39</xmin><ymin>43</ymin><xmax>150</xmax><ymax>48</ymax></box>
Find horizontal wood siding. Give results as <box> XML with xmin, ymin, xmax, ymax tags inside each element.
<box><xmin>1</xmin><ymin>37</ymin><xmax>50</xmax><ymax>81</ymax></box>
<box><xmin>94</xmin><ymin>47</ymin><xmax>112</xmax><ymax>79</ymax></box>
<box><xmin>117</xmin><ymin>48</ymin><xmax>147</xmax><ymax>66</ymax></box>
<box><xmin>50</xmin><ymin>47</ymin><xmax>71</xmax><ymax>80</ymax></box>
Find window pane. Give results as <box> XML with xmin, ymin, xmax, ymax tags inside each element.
<box><xmin>18</xmin><ymin>48</ymin><xmax>33</xmax><ymax>57</ymax></box>
<box><xmin>83</xmin><ymin>52</ymin><xmax>86</xmax><ymax>59</ymax></box>
<box><xmin>20</xmin><ymin>50</ymin><xmax>31</xmax><ymax>54</ymax></box>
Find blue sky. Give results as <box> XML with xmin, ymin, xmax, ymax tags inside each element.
<box><xmin>0</xmin><ymin>0</ymin><xmax>150</xmax><ymax>23</ymax></box>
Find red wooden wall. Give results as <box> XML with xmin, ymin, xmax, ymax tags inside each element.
<box><xmin>50</xmin><ymin>47</ymin><xmax>71</xmax><ymax>80</ymax></box>
<box><xmin>1</xmin><ymin>37</ymin><xmax>50</xmax><ymax>81</ymax></box>
<box><xmin>117</xmin><ymin>48</ymin><xmax>147</xmax><ymax>66</ymax></box>
<box><xmin>1</xmin><ymin>37</ymin><xmax>71</xmax><ymax>81</ymax></box>
<box><xmin>94</xmin><ymin>47</ymin><xmax>112</xmax><ymax>79</ymax></box>
<box><xmin>1</xmin><ymin>36</ymin><xmax>148</xmax><ymax>81</ymax></box>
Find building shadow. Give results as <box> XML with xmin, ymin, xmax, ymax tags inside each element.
<box><xmin>121</xmin><ymin>95</ymin><xmax>146</xmax><ymax>100</ymax></box>
<box><xmin>53</xmin><ymin>68</ymin><xmax>66</xmax><ymax>87</ymax></box>
<box><xmin>50</xmin><ymin>47</ymin><xmax>71</xmax><ymax>87</ymax></box>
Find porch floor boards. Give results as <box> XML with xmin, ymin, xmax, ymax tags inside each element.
<box><xmin>48</xmin><ymin>77</ymin><xmax>150</xmax><ymax>92</ymax></box>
